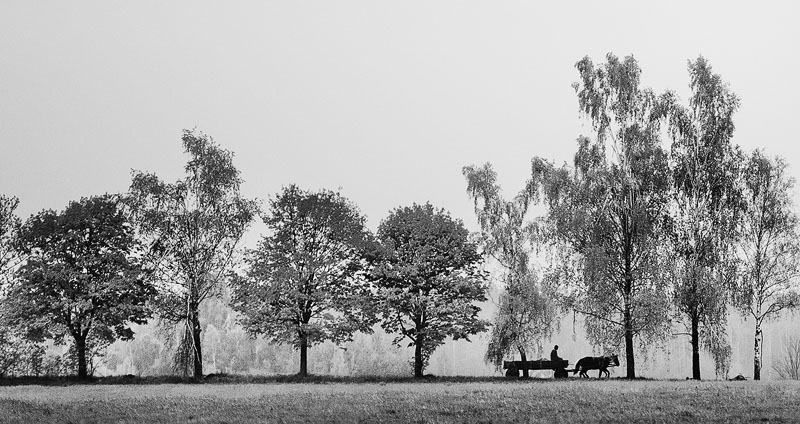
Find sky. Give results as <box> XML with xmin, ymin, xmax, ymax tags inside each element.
<box><xmin>2</xmin><ymin>1</ymin><xmax>799</xmax><ymax>239</ymax></box>
<box><xmin>2</xmin><ymin>1</ymin><xmax>799</xmax><ymax>379</ymax></box>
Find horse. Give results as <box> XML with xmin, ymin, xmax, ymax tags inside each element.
<box><xmin>573</xmin><ymin>354</ymin><xmax>619</xmax><ymax>378</ymax></box>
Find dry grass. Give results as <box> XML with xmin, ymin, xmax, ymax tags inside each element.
<box><xmin>1</xmin><ymin>378</ymin><xmax>798</xmax><ymax>423</ymax></box>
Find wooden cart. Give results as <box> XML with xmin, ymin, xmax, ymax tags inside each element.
<box><xmin>503</xmin><ymin>359</ymin><xmax>570</xmax><ymax>378</ymax></box>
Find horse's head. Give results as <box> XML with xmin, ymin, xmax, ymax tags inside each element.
<box><xmin>608</xmin><ymin>354</ymin><xmax>620</xmax><ymax>367</ymax></box>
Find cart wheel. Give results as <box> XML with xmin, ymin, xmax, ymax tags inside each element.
<box><xmin>554</xmin><ymin>369</ymin><xmax>569</xmax><ymax>378</ymax></box>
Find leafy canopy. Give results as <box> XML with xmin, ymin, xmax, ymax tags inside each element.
<box><xmin>3</xmin><ymin>195</ymin><xmax>155</xmax><ymax>375</ymax></box>
<box><xmin>533</xmin><ymin>53</ymin><xmax>673</xmax><ymax>378</ymax></box>
<box><xmin>370</xmin><ymin>203</ymin><xmax>489</xmax><ymax>373</ymax></box>
<box><xmin>128</xmin><ymin>129</ymin><xmax>258</xmax><ymax>376</ymax></box>
<box><xmin>662</xmin><ymin>56</ymin><xmax>742</xmax><ymax>377</ymax></box>
<box><xmin>231</xmin><ymin>185</ymin><xmax>375</xmax><ymax>349</ymax></box>
<box><xmin>129</xmin><ymin>130</ymin><xmax>258</xmax><ymax>316</ymax></box>
<box><xmin>734</xmin><ymin>151</ymin><xmax>800</xmax><ymax>323</ymax></box>
<box><xmin>463</xmin><ymin>163</ymin><xmax>557</xmax><ymax>369</ymax></box>
<box><xmin>0</xmin><ymin>195</ymin><xmax>22</xmax><ymax>290</ymax></box>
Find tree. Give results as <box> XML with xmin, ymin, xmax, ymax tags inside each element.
<box><xmin>369</xmin><ymin>203</ymin><xmax>489</xmax><ymax>378</ymax></box>
<box><xmin>3</xmin><ymin>195</ymin><xmax>154</xmax><ymax>378</ymax></box>
<box><xmin>532</xmin><ymin>53</ymin><xmax>673</xmax><ymax>378</ymax></box>
<box><xmin>129</xmin><ymin>334</ymin><xmax>162</xmax><ymax>376</ymax></box>
<box><xmin>0</xmin><ymin>328</ymin><xmax>45</xmax><ymax>377</ymax></box>
<box><xmin>733</xmin><ymin>151</ymin><xmax>800</xmax><ymax>380</ymax></box>
<box><xmin>0</xmin><ymin>195</ymin><xmax>22</xmax><ymax>289</ymax></box>
<box><xmin>230</xmin><ymin>185</ymin><xmax>374</xmax><ymax>376</ymax></box>
<box><xmin>772</xmin><ymin>335</ymin><xmax>800</xmax><ymax>380</ymax></box>
<box><xmin>0</xmin><ymin>194</ymin><xmax>35</xmax><ymax>377</ymax></box>
<box><xmin>663</xmin><ymin>57</ymin><xmax>742</xmax><ymax>380</ymax></box>
<box><xmin>463</xmin><ymin>163</ymin><xmax>557</xmax><ymax>377</ymax></box>
<box><xmin>128</xmin><ymin>129</ymin><xmax>258</xmax><ymax>378</ymax></box>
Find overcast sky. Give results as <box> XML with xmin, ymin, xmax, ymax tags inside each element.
<box><xmin>2</xmin><ymin>1</ymin><xmax>798</xmax><ymax>244</ymax></box>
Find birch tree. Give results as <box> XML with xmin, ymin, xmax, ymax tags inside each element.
<box><xmin>463</xmin><ymin>163</ymin><xmax>557</xmax><ymax>377</ymax></box>
<box><xmin>0</xmin><ymin>195</ymin><xmax>21</xmax><ymax>289</ymax></box>
<box><xmin>734</xmin><ymin>151</ymin><xmax>800</xmax><ymax>380</ymax></box>
<box><xmin>128</xmin><ymin>129</ymin><xmax>258</xmax><ymax>378</ymax></box>
<box><xmin>531</xmin><ymin>53</ymin><xmax>673</xmax><ymax>378</ymax></box>
<box><xmin>663</xmin><ymin>57</ymin><xmax>743</xmax><ymax>380</ymax></box>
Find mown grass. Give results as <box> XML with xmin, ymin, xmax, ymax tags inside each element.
<box><xmin>0</xmin><ymin>374</ymin><xmax>510</xmax><ymax>386</ymax></box>
<box><xmin>1</xmin><ymin>377</ymin><xmax>798</xmax><ymax>423</ymax></box>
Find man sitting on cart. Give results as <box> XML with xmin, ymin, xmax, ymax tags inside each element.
<box><xmin>551</xmin><ymin>345</ymin><xmax>570</xmax><ymax>378</ymax></box>
<box><xmin>551</xmin><ymin>345</ymin><xmax>562</xmax><ymax>362</ymax></box>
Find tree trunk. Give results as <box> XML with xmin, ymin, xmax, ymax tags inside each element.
<box><xmin>518</xmin><ymin>347</ymin><xmax>529</xmax><ymax>378</ymax></box>
<box><xmin>190</xmin><ymin>306</ymin><xmax>203</xmax><ymax>378</ymax></box>
<box><xmin>75</xmin><ymin>334</ymin><xmax>88</xmax><ymax>379</ymax></box>
<box><xmin>691</xmin><ymin>313</ymin><xmax>701</xmax><ymax>380</ymax></box>
<box><xmin>623</xmin><ymin>251</ymin><xmax>636</xmax><ymax>379</ymax></box>
<box><xmin>414</xmin><ymin>334</ymin><xmax>424</xmax><ymax>378</ymax></box>
<box><xmin>624</xmin><ymin>308</ymin><xmax>636</xmax><ymax>379</ymax></box>
<box><xmin>299</xmin><ymin>332</ymin><xmax>308</xmax><ymax>377</ymax></box>
<box><xmin>754</xmin><ymin>323</ymin><xmax>763</xmax><ymax>381</ymax></box>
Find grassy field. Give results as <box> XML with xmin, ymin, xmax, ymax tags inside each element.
<box><xmin>1</xmin><ymin>377</ymin><xmax>798</xmax><ymax>423</ymax></box>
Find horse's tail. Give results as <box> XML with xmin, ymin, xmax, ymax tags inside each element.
<box><xmin>573</xmin><ymin>358</ymin><xmax>582</xmax><ymax>375</ymax></box>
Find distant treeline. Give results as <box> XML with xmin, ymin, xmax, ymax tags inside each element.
<box><xmin>1</xmin><ymin>53</ymin><xmax>799</xmax><ymax>382</ymax></box>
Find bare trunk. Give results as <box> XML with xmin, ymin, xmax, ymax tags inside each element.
<box><xmin>624</xmin><ymin>309</ymin><xmax>635</xmax><ymax>379</ymax></box>
<box><xmin>299</xmin><ymin>332</ymin><xmax>308</xmax><ymax>377</ymax></box>
<box><xmin>414</xmin><ymin>334</ymin><xmax>424</xmax><ymax>378</ymax></box>
<box><xmin>691</xmin><ymin>313</ymin><xmax>701</xmax><ymax>380</ymax></box>
<box><xmin>190</xmin><ymin>306</ymin><xmax>203</xmax><ymax>378</ymax></box>
<box><xmin>623</xmin><ymin>243</ymin><xmax>636</xmax><ymax>379</ymax></box>
<box><xmin>754</xmin><ymin>323</ymin><xmax>763</xmax><ymax>381</ymax></box>
<box><xmin>75</xmin><ymin>333</ymin><xmax>88</xmax><ymax>379</ymax></box>
<box><xmin>518</xmin><ymin>347</ymin><xmax>529</xmax><ymax>378</ymax></box>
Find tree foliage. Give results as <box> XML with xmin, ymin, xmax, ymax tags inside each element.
<box><xmin>734</xmin><ymin>151</ymin><xmax>800</xmax><ymax>380</ymax></box>
<box><xmin>0</xmin><ymin>328</ymin><xmax>45</xmax><ymax>377</ymax></box>
<box><xmin>532</xmin><ymin>53</ymin><xmax>673</xmax><ymax>378</ymax></box>
<box><xmin>463</xmin><ymin>163</ymin><xmax>557</xmax><ymax>375</ymax></box>
<box><xmin>3</xmin><ymin>194</ymin><xmax>154</xmax><ymax>378</ymax></box>
<box><xmin>128</xmin><ymin>129</ymin><xmax>258</xmax><ymax>377</ymax></box>
<box><xmin>0</xmin><ymin>194</ymin><xmax>34</xmax><ymax>377</ymax></box>
<box><xmin>369</xmin><ymin>203</ymin><xmax>489</xmax><ymax>378</ymax></box>
<box><xmin>0</xmin><ymin>195</ymin><xmax>22</xmax><ymax>289</ymax></box>
<box><xmin>662</xmin><ymin>56</ymin><xmax>742</xmax><ymax>379</ymax></box>
<box><xmin>484</xmin><ymin>276</ymin><xmax>553</xmax><ymax>375</ymax></box>
<box><xmin>231</xmin><ymin>185</ymin><xmax>375</xmax><ymax>376</ymax></box>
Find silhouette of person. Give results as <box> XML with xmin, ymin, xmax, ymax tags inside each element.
<box><xmin>551</xmin><ymin>345</ymin><xmax>562</xmax><ymax>362</ymax></box>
